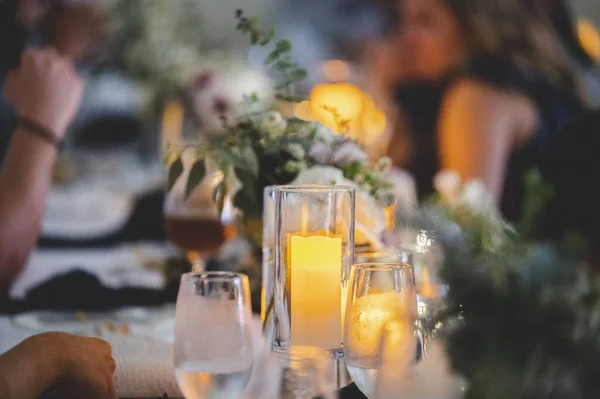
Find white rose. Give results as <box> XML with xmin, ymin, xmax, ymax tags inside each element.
<box><xmin>313</xmin><ymin>123</ymin><xmax>336</xmax><ymax>143</ymax></box>
<box><xmin>461</xmin><ymin>179</ymin><xmax>496</xmax><ymax>215</ymax></box>
<box><xmin>284</xmin><ymin>160</ymin><xmax>307</xmax><ymax>174</ymax></box>
<box><xmin>260</xmin><ymin>111</ymin><xmax>287</xmax><ymax>139</ymax></box>
<box><xmin>286</xmin><ymin>143</ymin><xmax>306</xmax><ymax>160</ymax></box>
<box><xmin>291</xmin><ymin>165</ymin><xmax>345</xmax><ymax>185</ymax></box>
<box><xmin>377</xmin><ymin>157</ymin><xmax>393</xmax><ymax>173</ymax></box>
<box><xmin>433</xmin><ymin>170</ymin><xmax>462</xmax><ymax>204</ymax></box>
<box><xmin>387</xmin><ymin>168</ymin><xmax>418</xmax><ymax>209</ymax></box>
<box><xmin>291</xmin><ymin>166</ymin><xmax>387</xmax><ymax>244</ymax></box>
<box><xmin>330</xmin><ymin>141</ymin><xmax>369</xmax><ymax>165</ymax></box>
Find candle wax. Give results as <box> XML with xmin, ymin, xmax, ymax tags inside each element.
<box><xmin>290</xmin><ymin>235</ymin><xmax>342</xmax><ymax>349</ymax></box>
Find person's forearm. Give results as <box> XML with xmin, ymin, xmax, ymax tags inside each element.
<box><xmin>0</xmin><ymin>335</ymin><xmax>64</xmax><ymax>399</ymax></box>
<box><xmin>0</xmin><ymin>128</ymin><xmax>57</xmax><ymax>292</ymax></box>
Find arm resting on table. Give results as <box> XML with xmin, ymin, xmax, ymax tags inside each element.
<box><xmin>0</xmin><ymin>129</ymin><xmax>58</xmax><ymax>296</ymax></box>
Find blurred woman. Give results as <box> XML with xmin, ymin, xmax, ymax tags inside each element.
<box><xmin>378</xmin><ymin>0</ymin><xmax>586</xmax><ymax>220</ymax></box>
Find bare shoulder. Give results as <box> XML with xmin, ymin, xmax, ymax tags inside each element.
<box><xmin>441</xmin><ymin>78</ymin><xmax>537</xmax><ymax>142</ymax></box>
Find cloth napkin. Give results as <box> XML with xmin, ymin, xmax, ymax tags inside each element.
<box><xmin>4</xmin><ymin>270</ymin><xmax>177</xmax><ymax>314</ymax></box>
<box><xmin>104</xmin><ymin>334</ymin><xmax>183</xmax><ymax>398</ymax></box>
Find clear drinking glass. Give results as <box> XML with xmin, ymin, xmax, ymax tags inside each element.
<box><xmin>374</xmin><ymin>320</ymin><xmax>420</xmax><ymax>399</ymax></box>
<box><xmin>245</xmin><ymin>346</ymin><xmax>338</xmax><ymax>399</ymax></box>
<box><xmin>174</xmin><ymin>272</ymin><xmax>254</xmax><ymax>399</ymax></box>
<box><xmin>343</xmin><ymin>263</ymin><xmax>418</xmax><ymax>399</ymax></box>
<box><xmin>164</xmin><ymin>160</ymin><xmax>236</xmax><ymax>271</ymax></box>
<box><xmin>273</xmin><ymin>185</ymin><xmax>355</xmax><ymax>357</ymax></box>
<box><xmin>354</xmin><ymin>249</ymin><xmax>425</xmax><ymax>360</ymax></box>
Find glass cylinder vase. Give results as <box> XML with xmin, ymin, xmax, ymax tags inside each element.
<box><xmin>273</xmin><ymin>185</ymin><xmax>355</xmax><ymax>358</ymax></box>
<box><xmin>261</xmin><ymin>186</ymin><xmax>276</xmax><ymax>340</ymax></box>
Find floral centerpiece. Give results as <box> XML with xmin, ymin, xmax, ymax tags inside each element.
<box><xmin>164</xmin><ymin>10</ymin><xmax>394</xmax><ymax>247</ymax></box>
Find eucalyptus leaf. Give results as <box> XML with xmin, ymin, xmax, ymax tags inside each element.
<box><xmin>287</xmin><ymin>68</ymin><xmax>307</xmax><ymax>81</ymax></box>
<box><xmin>166</xmin><ymin>157</ymin><xmax>183</xmax><ymax>191</ymax></box>
<box><xmin>234</xmin><ymin>168</ymin><xmax>256</xmax><ymax>201</ymax></box>
<box><xmin>185</xmin><ymin>159</ymin><xmax>206</xmax><ymax>199</ymax></box>
<box><xmin>240</xmin><ymin>147</ymin><xmax>259</xmax><ymax>177</ymax></box>
<box><xmin>275</xmin><ymin>39</ymin><xmax>291</xmax><ymax>52</ymax></box>
<box><xmin>248</xmin><ymin>17</ymin><xmax>259</xmax><ymax>30</ymax></box>
<box><xmin>264</xmin><ymin>49</ymin><xmax>280</xmax><ymax>65</ymax></box>
<box><xmin>274</xmin><ymin>80</ymin><xmax>292</xmax><ymax>90</ymax></box>
<box><xmin>275</xmin><ymin>59</ymin><xmax>295</xmax><ymax>70</ymax></box>
<box><xmin>233</xmin><ymin>167</ymin><xmax>258</xmax><ymax>215</ymax></box>
<box><xmin>259</xmin><ymin>29</ymin><xmax>275</xmax><ymax>46</ymax></box>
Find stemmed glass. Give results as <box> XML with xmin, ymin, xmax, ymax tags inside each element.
<box><xmin>245</xmin><ymin>346</ymin><xmax>338</xmax><ymax>399</ymax></box>
<box><xmin>343</xmin><ymin>263</ymin><xmax>418</xmax><ymax>399</ymax></box>
<box><xmin>164</xmin><ymin>159</ymin><xmax>236</xmax><ymax>271</ymax></box>
<box><xmin>174</xmin><ymin>272</ymin><xmax>254</xmax><ymax>399</ymax></box>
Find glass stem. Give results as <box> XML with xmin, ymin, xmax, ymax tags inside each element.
<box><xmin>187</xmin><ymin>251</ymin><xmax>205</xmax><ymax>272</ymax></box>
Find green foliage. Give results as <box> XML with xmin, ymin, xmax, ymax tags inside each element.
<box><xmin>413</xmin><ymin>169</ymin><xmax>600</xmax><ymax>399</ymax></box>
<box><xmin>520</xmin><ymin>169</ymin><xmax>555</xmax><ymax>238</ymax></box>
<box><xmin>185</xmin><ymin>159</ymin><xmax>206</xmax><ymax>199</ymax></box>
<box><xmin>235</xmin><ymin>10</ymin><xmax>307</xmax><ymax>103</ymax></box>
<box><xmin>166</xmin><ymin>157</ymin><xmax>183</xmax><ymax>191</ymax></box>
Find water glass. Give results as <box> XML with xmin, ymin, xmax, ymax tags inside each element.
<box><xmin>174</xmin><ymin>272</ymin><xmax>254</xmax><ymax>399</ymax></box>
<box><xmin>343</xmin><ymin>263</ymin><xmax>417</xmax><ymax>398</ymax></box>
<box><xmin>375</xmin><ymin>323</ymin><xmax>463</xmax><ymax>399</ymax></box>
<box><xmin>374</xmin><ymin>320</ymin><xmax>420</xmax><ymax>399</ymax></box>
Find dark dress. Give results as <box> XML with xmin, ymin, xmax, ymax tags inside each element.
<box><xmin>390</xmin><ymin>54</ymin><xmax>584</xmax><ymax>221</ymax></box>
<box><xmin>538</xmin><ymin>108</ymin><xmax>600</xmax><ymax>246</ymax></box>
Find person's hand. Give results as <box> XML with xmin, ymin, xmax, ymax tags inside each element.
<box><xmin>45</xmin><ymin>2</ymin><xmax>110</xmax><ymax>64</ymax></box>
<box><xmin>31</xmin><ymin>332</ymin><xmax>117</xmax><ymax>399</ymax></box>
<box><xmin>3</xmin><ymin>48</ymin><xmax>84</xmax><ymax>138</ymax></box>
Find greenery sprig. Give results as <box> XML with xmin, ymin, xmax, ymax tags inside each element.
<box><xmin>235</xmin><ymin>9</ymin><xmax>307</xmax><ymax>103</ymax></box>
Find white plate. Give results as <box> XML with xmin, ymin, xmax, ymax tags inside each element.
<box><xmin>42</xmin><ymin>185</ymin><xmax>134</xmax><ymax>239</ymax></box>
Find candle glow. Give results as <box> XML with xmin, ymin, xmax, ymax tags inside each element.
<box><xmin>289</xmin><ymin>234</ymin><xmax>343</xmax><ymax>350</ymax></box>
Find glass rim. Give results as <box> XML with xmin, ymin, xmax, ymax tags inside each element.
<box><xmin>354</xmin><ymin>249</ymin><xmax>411</xmax><ymax>257</ymax></box>
<box><xmin>181</xmin><ymin>271</ymin><xmax>247</xmax><ymax>283</ymax></box>
<box><xmin>351</xmin><ymin>262</ymin><xmax>413</xmax><ymax>272</ymax></box>
<box><xmin>274</xmin><ymin>184</ymin><xmax>356</xmax><ymax>194</ymax></box>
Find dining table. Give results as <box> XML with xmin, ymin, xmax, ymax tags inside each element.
<box><xmin>0</xmin><ymin>151</ymin><xmax>368</xmax><ymax>398</ymax></box>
